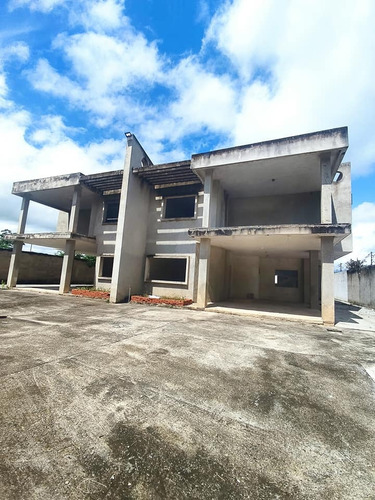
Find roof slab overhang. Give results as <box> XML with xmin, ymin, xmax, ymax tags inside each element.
<box><xmin>191</xmin><ymin>127</ymin><xmax>349</xmax><ymax>198</ymax></box>
<box><xmin>8</xmin><ymin>232</ymin><xmax>97</xmax><ymax>254</ymax></box>
<box><xmin>188</xmin><ymin>224</ymin><xmax>351</xmax><ymax>259</ymax></box>
<box><xmin>11</xmin><ymin>170</ymin><xmax>124</xmax><ymax>212</ymax></box>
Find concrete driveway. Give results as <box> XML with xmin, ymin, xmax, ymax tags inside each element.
<box><xmin>1</xmin><ymin>290</ymin><xmax>374</xmax><ymax>499</ymax></box>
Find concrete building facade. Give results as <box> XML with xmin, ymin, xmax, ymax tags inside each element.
<box><xmin>6</xmin><ymin>127</ymin><xmax>352</xmax><ymax>324</ymax></box>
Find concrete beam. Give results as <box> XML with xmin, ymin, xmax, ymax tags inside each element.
<box><xmin>192</xmin><ymin>127</ymin><xmax>348</xmax><ymax>170</ymax></box>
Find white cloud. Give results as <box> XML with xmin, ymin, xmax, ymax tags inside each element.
<box><xmin>0</xmin><ymin>85</ymin><xmax>124</xmax><ymax>232</ymax></box>
<box><xmin>351</xmin><ymin>203</ymin><xmax>375</xmax><ymax>259</ymax></box>
<box><xmin>9</xmin><ymin>0</ymin><xmax>66</xmax><ymax>12</ymax></box>
<box><xmin>70</xmin><ymin>0</ymin><xmax>127</xmax><ymax>31</ymax></box>
<box><xmin>204</xmin><ymin>0</ymin><xmax>375</xmax><ymax>176</ymax></box>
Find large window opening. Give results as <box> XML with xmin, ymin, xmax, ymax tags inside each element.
<box><xmin>101</xmin><ymin>257</ymin><xmax>114</xmax><ymax>278</ymax></box>
<box><xmin>164</xmin><ymin>196</ymin><xmax>195</xmax><ymax>219</ymax></box>
<box><xmin>147</xmin><ymin>257</ymin><xmax>188</xmax><ymax>283</ymax></box>
<box><xmin>274</xmin><ymin>270</ymin><xmax>298</xmax><ymax>288</ymax></box>
<box><xmin>103</xmin><ymin>196</ymin><xmax>120</xmax><ymax>223</ymax></box>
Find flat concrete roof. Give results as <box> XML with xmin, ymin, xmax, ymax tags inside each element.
<box><xmin>188</xmin><ymin>224</ymin><xmax>351</xmax><ymax>258</ymax></box>
<box><xmin>191</xmin><ymin>127</ymin><xmax>348</xmax><ymax>197</ymax></box>
<box><xmin>9</xmin><ymin>232</ymin><xmax>97</xmax><ymax>253</ymax></box>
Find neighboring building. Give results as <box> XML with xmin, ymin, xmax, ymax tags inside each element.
<box><xmin>6</xmin><ymin>127</ymin><xmax>352</xmax><ymax>324</ymax></box>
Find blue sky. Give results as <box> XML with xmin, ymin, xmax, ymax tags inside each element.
<box><xmin>0</xmin><ymin>0</ymin><xmax>374</xmax><ymax>259</ymax></box>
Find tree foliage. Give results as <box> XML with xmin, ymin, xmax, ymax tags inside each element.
<box><xmin>55</xmin><ymin>251</ymin><xmax>96</xmax><ymax>267</ymax></box>
<box><xmin>0</xmin><ymin>229</ymin><xmax>13</xmax><ymax>249</ymax></box>
<box><xmin>346</xmin><ymin>258</ymin><xmax>364</xmax><ymax>274</ymax></box>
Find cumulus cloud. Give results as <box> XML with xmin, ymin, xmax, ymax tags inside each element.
<box><xmin>351</xmin><ymin>203</ymin><xmax>375</xmax><ymax>259</ymax></box>
<box><xmin>204</xmin><ymin>0</ymin><xmax>375</xmax><ymax>175</ymax></box>
<box><xmin>9</xmin><ymin>0</ymin><xmax>66</xmax><ymax>12</ymax></box>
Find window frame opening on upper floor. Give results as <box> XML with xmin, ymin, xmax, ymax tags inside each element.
<box><xmin>103</xmin><ymin>195</ymin><xmax>120</xmax><ymax>224</ymax></box>
<box><xmin>162</xmin><ymin>195</ymin><xmax>197</xmax><ymax>221</ymax></box>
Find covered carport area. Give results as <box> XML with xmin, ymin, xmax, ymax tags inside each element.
<box><xmin>189</xmin><ymin>223</ymin><xmax>351</xmax><ymax>324</ymax></box>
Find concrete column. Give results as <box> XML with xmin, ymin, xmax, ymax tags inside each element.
<box><xmin>303</xmin><ymin>258</ymin><xmax>310</xmax><ymax>305</ymax></box>
<box><xmin>321</xmin><ymin>237</ymin><xmax>335</xmax><ymax>324</ymax></box>
<box><xmin>6</xmin><ymin>197</ymin><xmax>30</xmax><ymax>288</ymax></box>
<box><xmin>18</xmin><ymin>196</ymin><xmax>30</xmax><ymax>233</ymax></box>
<box><xmin>59</xmin><ymin>239</ymin><xmax>76</xmax><ymax>294</ymax></box>
<box><xmin>320</xmin><ymin>156</ymin><xmax>332</xmax><ymax>223</ymax></box>
<box><xmin>7</xmin><ymin>241</ymin><xmax>23</xmax><ymax>288</ymax></box>
<box><xmin>196</xmin><ymin>238</ymin><xmax>211</xmax><ymax>308</ymax></box>
<box><xmin>68</xmin><ymin>186</ymin><xmax>81</xmax><ymax>233</ymax></box>
<box><xmin>202</xmin><ymin>170</ymin><xmax>213</xmax><ymax>227</ymax></box>
<box><xmin>310</xmin><ymin>250</ymin><xmax>319</xmax><ymax>310</ymax></box>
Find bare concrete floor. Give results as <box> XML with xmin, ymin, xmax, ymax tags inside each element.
<box><xmin>205</xmin><ymin>300</ymin><xmax>322</xmax><ymax>324</ymax></box>
<box><xmin>1</xmin><ymin>290</ymin><xmax>375</xmax><ymax>499</ymax></box>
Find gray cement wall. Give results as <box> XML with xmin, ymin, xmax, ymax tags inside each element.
<box><xmin>335</xmin><ymin>268</ymin><xmax>375</xmax><ymax>308</ymax></box>
<box><xmin>0</xmin><ymin>249</ymin><xmax>94</xmax><ymax>284</ymax></box>
<box><xmin>208</xmin><ymin>246</ymin><xmax>226</xmax><ymax>302</ymax></box>
<box><xmin>227</xmin><ymin>192</ymin><xmax>320</xmax><ymax>226</ymax></box>
<box><xmin>143</xmin><ymin>191</ymin><xmax>204</xmax><ymax>300</ymax></box>
<box><xmin>332</xmin><ymin>163</ymin><xmax>352</xmax><ymax>256</ymax></box>
<box><xmin>334</xmin><ymin>271</ymin><xmax>348</xmax><ymax>302</ymax></box>
<box><xmin>259</xmin><ymin>256</ymin><xmax>304</xmax><ymax>303</ymax></box>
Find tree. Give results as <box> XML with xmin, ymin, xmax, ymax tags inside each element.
<box><xmin>0</xmin><ymin>229</ymin><xmax>13</xmax><ymax>250</ymax></box>
<box><xmin>75</xmin><ymin>253</ymin><xmax>96</xmax><ymax>268</ymax></box>
<box><xmin>346</xmin><ymin>258</ymin><xmax>364</xmax><ymax>274</ymax></box>
<box><xmin>55</xmin><ymin>251</ymin><xmax>96</xmax><ymax>268</ymax></box>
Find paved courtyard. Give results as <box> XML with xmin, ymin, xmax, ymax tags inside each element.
<box><xmin>0</xmin><ymin>290</ymin><xmax>374</xmax><ymax>499</ymax></box>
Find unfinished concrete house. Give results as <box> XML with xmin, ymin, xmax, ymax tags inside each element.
<box><xmin>7</xmin><ymin>127</ymin><xmax>352</xmax><ymax>324</ymax></box>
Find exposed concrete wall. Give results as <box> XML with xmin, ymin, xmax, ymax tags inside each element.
<box><xmin>208</xmin><ymin>246</ymin><xmax>226</xmax><ymax>302</ymax></box>
<box><xmin>228</xmin><ymin>253</ymin><xmax>260</xmax><ymax>300</ymax></box>
<box><xmin>0</xmin><ymin>249</ymin><xmax>94</xmax><ymax>284</ymax></box>
<box><xmin>259</xmin><ymin>257</ymin><xmax>304</xmax><ymax>303</ymax></box>
<box><xmin>111</xmin><ymin>136</ymin><xmax>152</xmax><ymax>302</ymax></box>
<box><xmin>143</xmin><ymin>192</ymin><xmax>204</xmax><ymax>299</ymax></box>
<box><xmin>77</xmin><ymin>209</ymin><xmax>91</xmax><ymax>235</ymax></box>
<box><xmin>334</xmin><ymin>271</ymin><xmax>348</xmax><ymax>302</ymax></box>
<box><xmin>57</xmin><ymin>211</ymin><xmax>69</xmax><ymax>232</ymax></box>
<box><xmin>332</xmin><ymin>163</ymin><xmax>352</xmax><ymax>256</ymax></box>
<box><xmin>336</xmin><ymin>269</ymin><xmax>375</xmax><ymax>308</ymax></box>
<box><xmin>228</xmin><ymin>192</ymin><xmax>320</xmax><ymax>226</ymax></box>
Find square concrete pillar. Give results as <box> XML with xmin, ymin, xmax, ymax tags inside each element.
<box><xmin>320</xmin><ymin>156</ymin><xmax>332</xmax><ymax>223</ymax></box>
<box><xmin>321</xmin><ymin>237</ymin><xmax>335</xmax><ymax>324</ymax></box>
<box><xmin>18</xmin><ymin>196</ymin><xmax>30</xmax><ymax>234</ymax></box>
<box><xmin>309</xmin><ymin>250</ymin><xmax>319</xmax><ymax>310</ymax></box>
<box><xmin>7</xmin><ymin>241</ymin><xmax>23</xmax><ymax>288</ymax></box>
<box><xmin>68</xmin><ymin>186</ymin><xmax>82</xmax><ymax>233</ymax></box>
<box><xmin>202</xmin><ymin>170</ymin><xmax>213</xmax><ymax>227</ymax></box>
<box><xmin>59</xmin><ymin>239</ymin><xmax>76</xmax><ymax>294</ymax></box>
<box><xmin>196</xmin><ymin>238</ymin><xmax>211</xmax><ymax>308</ymax></box>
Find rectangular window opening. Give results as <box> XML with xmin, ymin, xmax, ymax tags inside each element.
<box><xmin>147</xmin><ymin>257</ymin><xmax>187</xmax><ymax>283</ymax></box>
<box><xmin>101</xmin><ymin>257</ymin><xmax>114</xmax><ymax>278</ymax></box>
<box><xmin>103</xmin><ymin>197</ymin><xmax>120</xmax><ymax>223</ymax></box>
<box><xmin>164</xmin><ymin>196</ymin><xmax>195</xmax><ymax>219</ymax></box>
<box><xmin>275</xmin><ymin>270</ymin><xmax>298</xmax><ymax>288</ymax></box>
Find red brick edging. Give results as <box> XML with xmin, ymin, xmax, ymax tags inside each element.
<box><xmin>131</xmin><ymin>295</ymin><xmax>192</xmax><ymax>307</ymax></box>
<box><xmin>71</xmin><ymin>289</ymin><xmax>110</xmax><ymax>300</ymax></box>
